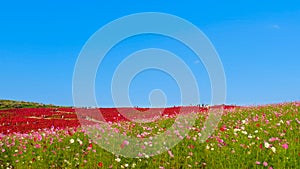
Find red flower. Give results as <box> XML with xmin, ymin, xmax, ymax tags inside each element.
<box><xmin>87</xmin><ymin>143</ymin><xmax>93</xmax><ymax>150</ymax></box>
<box><xmin>120</xmin><ymin>143</ymin><xmax>125</xmax><ymax>149</ymax></box>
<box><xmin>256</xmin><ymin>123</ymin><xmax>260</xmax><ymax>127</ymax></box>
<box><xmin>98</xmin><ymin>162</ymin><xmax>103</xmax><ymax>167</ymax></box>
<box><xmin>220</xmin><ymin>125</ymin><xmax>227</xmax><ymax>132</ymax></box>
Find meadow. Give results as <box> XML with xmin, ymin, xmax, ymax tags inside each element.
<box><xmin>0</xmin><ymin>102</ymin><xmax>299</xmax><ymax>168</ymax></box>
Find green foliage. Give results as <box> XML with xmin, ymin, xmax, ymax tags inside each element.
<box><xmin>0</xmin><ymin>100</ymin><xmax>59</xmax><ymax>110</ymax></box>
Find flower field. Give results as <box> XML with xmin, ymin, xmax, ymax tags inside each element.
<box><xmin>0</xmin><ymin>103</ymin><xmax>299</xmax><ymax>168</ymax></box>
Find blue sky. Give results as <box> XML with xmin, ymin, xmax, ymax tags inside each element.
<box><xmin>0</xmin><ymin>1</ymin><xmax>300</xmax><ymax>107</ymax></box>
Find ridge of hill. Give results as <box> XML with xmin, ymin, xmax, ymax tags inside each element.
<box><xmin>0</xmin><ymin>99</ymin><xmax>60</xmax><ymax>110</ymax></box>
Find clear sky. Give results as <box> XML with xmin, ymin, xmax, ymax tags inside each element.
<box><xmin>0</xmin><ymin>1</ymin><xmax>300</xmax><ymax>107</ymax></box>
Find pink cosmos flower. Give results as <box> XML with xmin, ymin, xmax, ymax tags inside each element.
<box><xmin>123</xmin><ymin>140</ymin><xmax>129</xmax><ymax>145</ymax></box>
<box><xmin>120</xmin><ymin>140</ymin><xmax>129</xmax><ymax>149</ymax></box>
<box><xmin>255</xmin><ymin>161</ymin><xmax>261</xmax><ymax>165</ymax></box>
<box><xmin>295</xmin><ymin>118</ymin><xmax>300</xmax><ymax>124</ymax></box>
<box><xmin>87</xmin><ymin>143</ymin><xmax>92</xmax><ymax>150</ymax></box>
<box><xmin>35</xmin><ymin>144</ymin><xmax>41</xmax><ymax>149</ymax></box>
<box><xmin>37</xmin><ymin>135</ymin><xmax>42</xmax><ymax>141</ymax></box>
<box><xmin>253</xmin><ymin>115</ymin><xmax>259</xmax><ymax>122</ymax></box>
<box><xmin>168</xmin><ymin>150</ymin><xmax>174</xmax><ymax>158</ymax></box>
<box><xmin>282</xmin><ymin>143</ymin><xmax>288</xmax><ymax>149</ymax></box>
<box><xmin>263</xmin><ymin>162</ymin><xmax>268</xmax><ymax>167</ymax></box>
<box><xmin>218</xmin><ymin>139</ymin><xmax>224</xmax><ymax>143</ymax></box>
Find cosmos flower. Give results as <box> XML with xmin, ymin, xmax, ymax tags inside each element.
<box><xmin>35</xmin><ymin>144</ymin><xmax>41</xmax><ymax>148</ymax></box>
<box><xmin>87</xmin><ymin>143</ymin><xmax>93</xmax><ymax>150</ymax></box>
<box><xmin>98</xmin><ymin>162</ymin><xmax>103</xmax><ymax>167</ymax></box>
<box><xmin>241</xmin><ymin>131</ymin><xmax>248</xmax><ymax>135</ymax></box>
<box><xmin>115</xmin><ymin>158</ymin><xmax>121</xmax><ymax>162</ymax></box>
<box><xmin>76</xmin><ymin>138</ymin><xmax>83</xmax><ymax>145</ymax></box>
<box><xmin>132</xmin><ymin>163</ymin><xmax>136</xmax><ymax>168</ymax></box>
<box><xmin>220</xmin><ymin>125</ymin><xmax>227</xmax><ymax>132</ymax></box>
<box><xmin>264</xmin><ymin>142</ymin><xmax>270</xmax><ymax>148</ymax></box>
<box><xmin>282</xmin><ymin>143</ymin><xmax>288</xmax><ymax>149</ymax></box>
<box><xmin>271</xmin><ymin>147</ymin><xmax>276</xmax><ymax>153</ymax></box>
<box><xmin>168</xmin><ymin>150</ymin><xmax>174</xmax><ymax>158</ymax></box>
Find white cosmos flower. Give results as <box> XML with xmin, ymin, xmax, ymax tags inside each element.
<box><xmin>115</xmin><ymin>158</ymin><xmax>121</xmax><ymax>162</ymax></box>
<box><xmin>69</xmin><ymin>139</ymin><xmax>74</xmax><ymax>144</ymax></box>
<box><xmin>234</xmin><ymin>128</ymin><xmax>240</xmax><ymax>132</ymax></box>
<box><xmin>76</xmin><ymin>138</ymin><xmax>83</xmax><ymax>145</ymax></box>
<box><xmin>271</xmin><ymin>147</ymin><xmax>276</xmax><ymax>153</ymax></box>
<box><xmin>264</xmin><ymin>142</ymin><xmax>270</xmax><ymax>148</ymax></box>
<box><xmin>132</xmin><ymin>163</ymin><xmax>136</xmax><ymax>168</ymax></box>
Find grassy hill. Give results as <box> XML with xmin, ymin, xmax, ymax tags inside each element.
<box><xmin>0</xmin><ymin>99</ymin><xmax>59</xmax><ymax>110</ymax></box>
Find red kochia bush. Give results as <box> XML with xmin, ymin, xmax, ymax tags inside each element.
<box><xmin>0</xmin><ymin>106</ymin><xmax>235</xmax><ymax>134</ymax></box>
